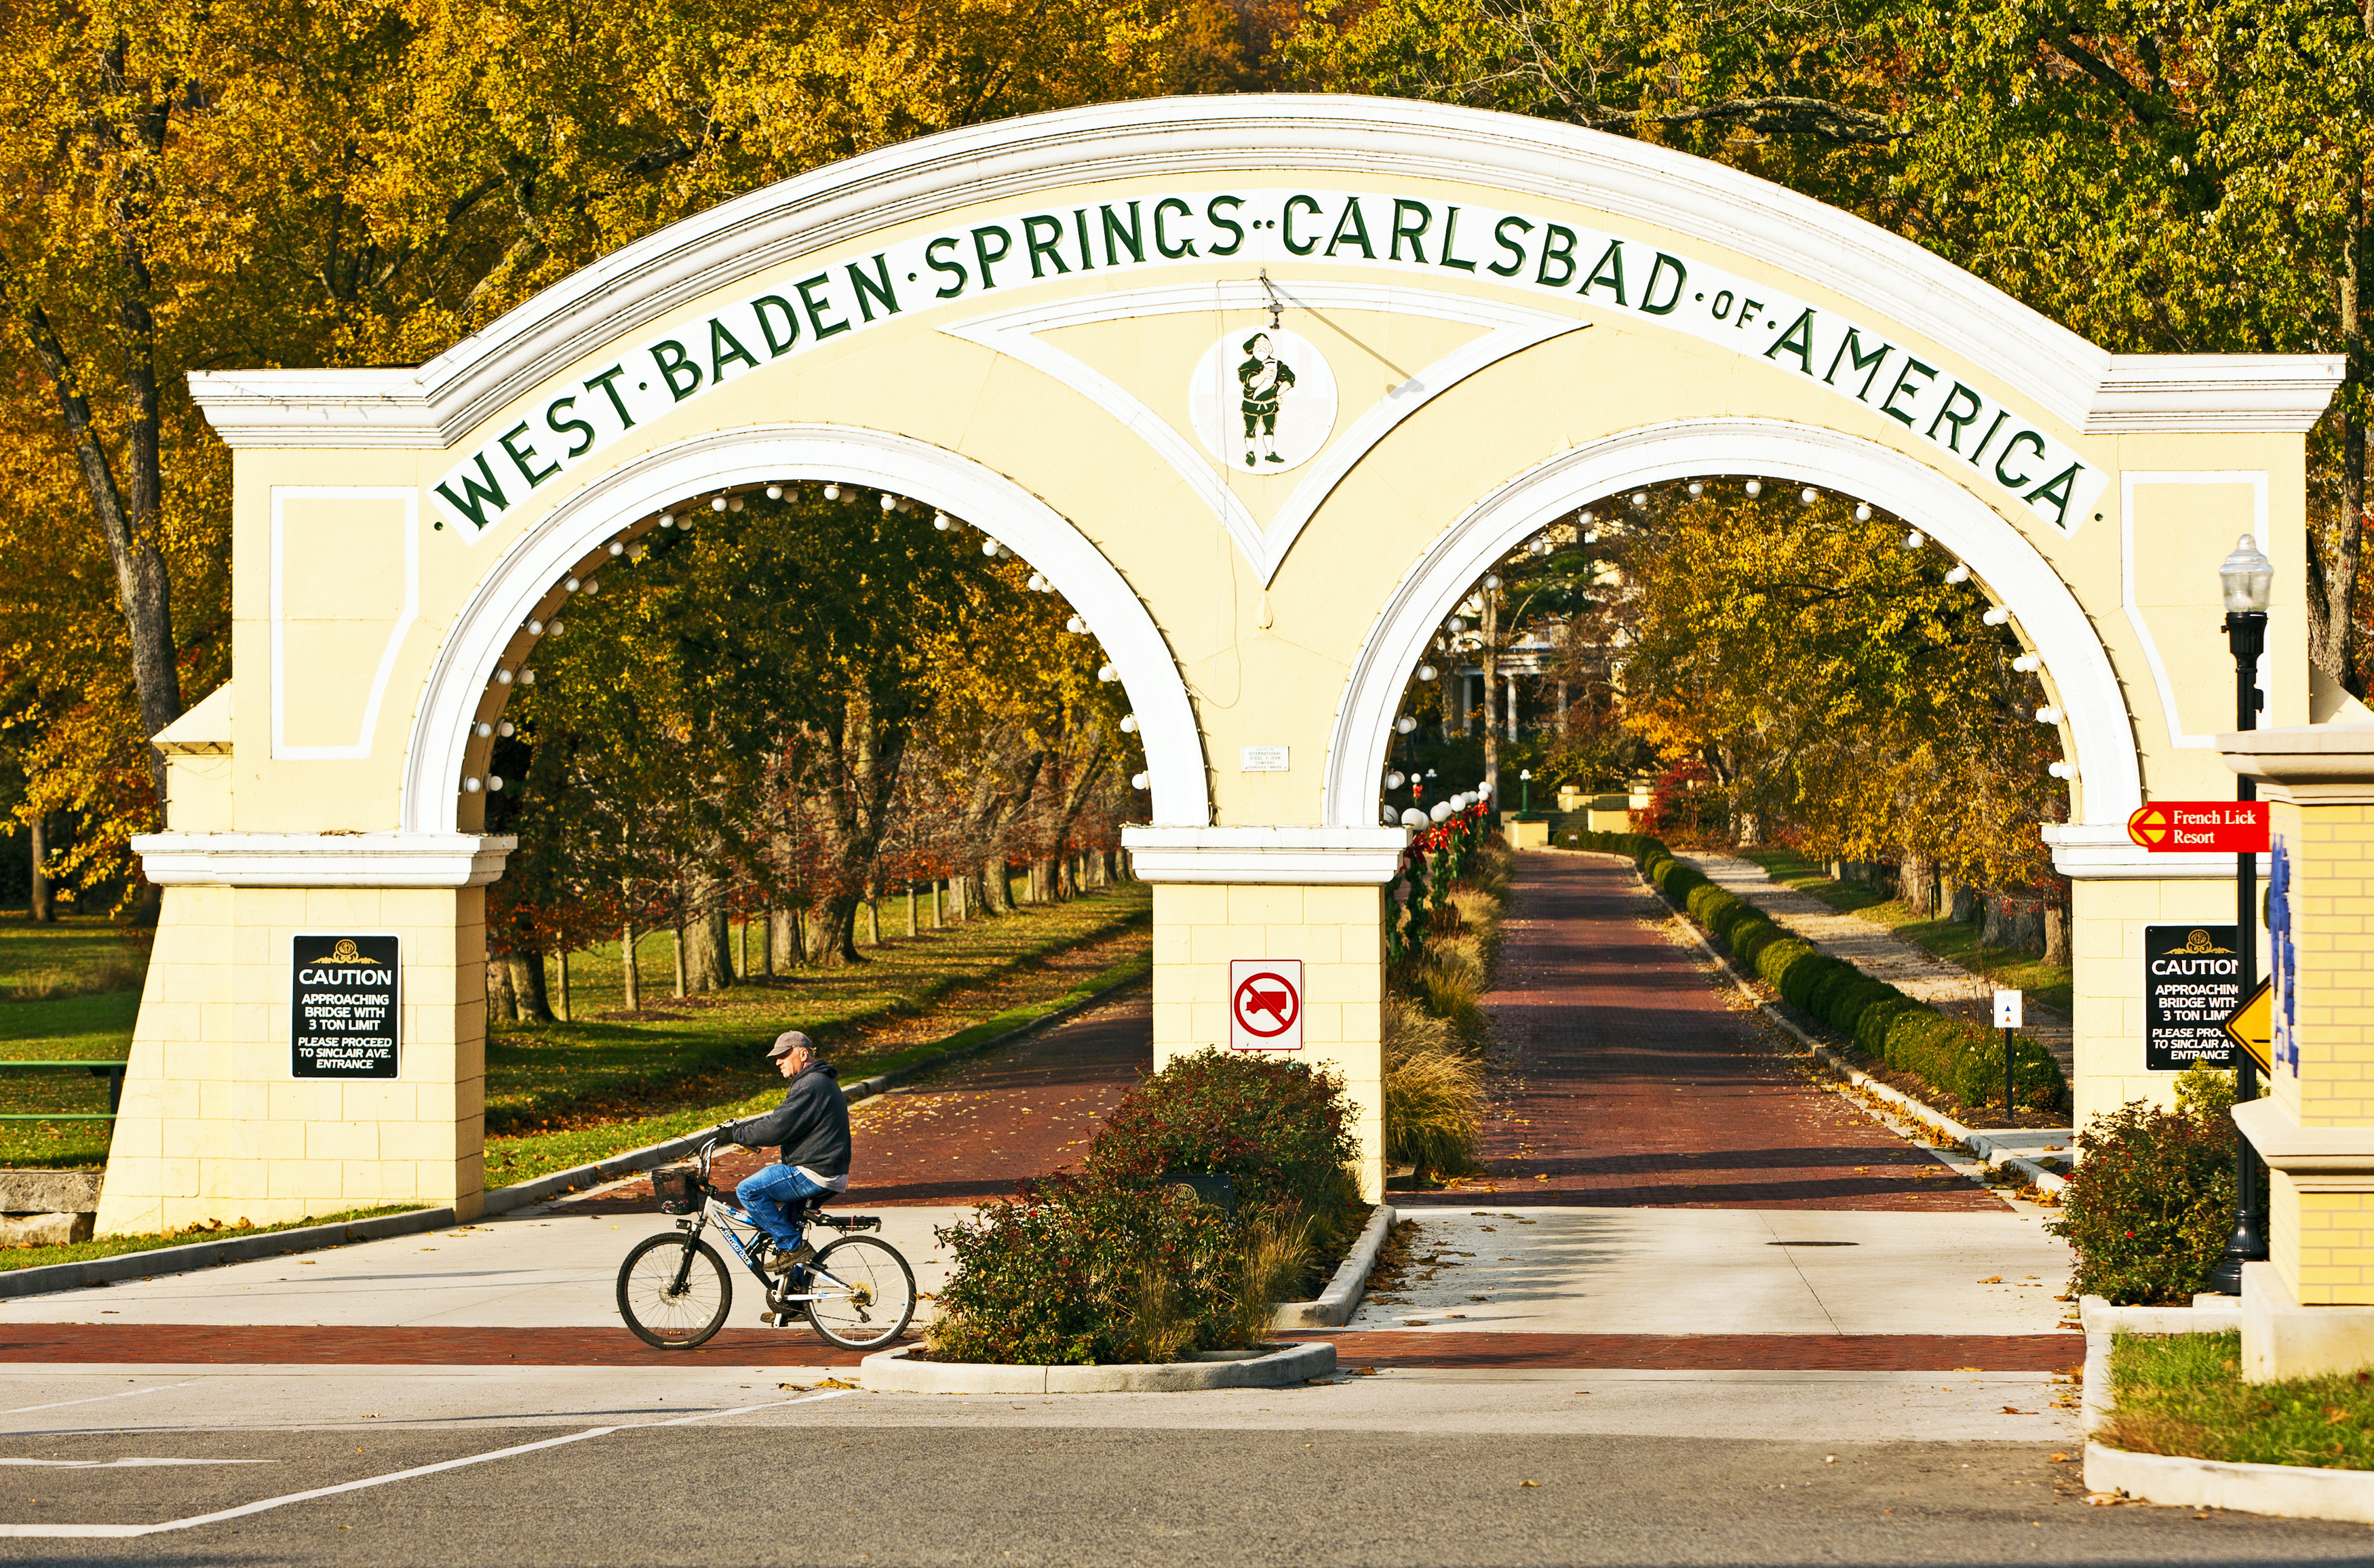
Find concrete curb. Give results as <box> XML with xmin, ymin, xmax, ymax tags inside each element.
<box><xmin>1595</xmin><ymin>850</ymin><xmax>2070</xmax><ymax>1197</ymax></box>
<box><xmin>482</xmin><ymin>962</ymin><xmax>1154</xmax><ymax>1216</ymax></box>
<box><xmin>0</xmin><ymin>960</ymin><xmax>1152</xmax><ymax>1298</ymax></box>
<box><xmin>0</xmin><ymin>1206</ymin><xmax>459</xmax><ymax>1301</ymax></box>
<box><xmin>860</xmin><ymin>1339</ymin><xmax>1336</xmax><ymax>1394</ymax></box>
<box><xmin>2085</xmin><ymin>1442</ymin><xmax>2374</xmax><ymax>1523</ymax></box>
<box><xmin>1272</xmin><ymin>1203</ymin><xmax>1397</xmax><ymax>1329</ymax></box>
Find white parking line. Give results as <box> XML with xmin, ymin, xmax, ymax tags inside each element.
<box><xmin>0</xmin><ymin>1389</ymin><xmax>851</xmax><ymax>1537</ymax></box>
<box><xmin>0</xmin><ymin>1383</ymin><xmax>197</xmax><ymax>1418</ymax></box>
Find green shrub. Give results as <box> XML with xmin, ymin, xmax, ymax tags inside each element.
<box><xmin>928</xmin><ymin>1049</ymin><xmax>1363</xmax><ymax>1363</ymax></box>
<box><xmin>2047</xmin><ymin>1100</ymin><xmax>2237</xmax><ymax>1304</ymax></box>
<box><xmin>929</xmin><ymin>1183</ymin><xmax>1256</xmax><ymax>1365</ymax></box>
<box><xmin>1081</xmin><ymin>1048</ymin><xmax>1359</xmax><ymax>1237</ymax></box>
<box><xmin>1562</xmin><ymin>827</ymin><xmax>2069</xmax><ymax>1113</ymax></box>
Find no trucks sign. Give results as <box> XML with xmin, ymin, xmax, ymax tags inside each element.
<box><xmin>1229</xmin><ymin>960</ymin><xmax>1302</xmax><ymax>1051</ymax></box>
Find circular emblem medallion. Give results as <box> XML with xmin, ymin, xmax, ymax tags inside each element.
<box><xmin>1186</xmin><ymin>326</ymin><xmax>1338</xmax><ymax>474</ymax></box>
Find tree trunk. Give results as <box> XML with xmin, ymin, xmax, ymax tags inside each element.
<box><xmin>2043</xmin><ymin>903</ymin><xmax>2069</xmax><ymax>968</ymax></box>
<box><xmin>759</xmin><ymin>908</ymin><xmax>775</xmax><ymax>977</ymax></box>
<box><xmin>486</xmin><ymin>959</ymin><xmax>518</xmax><ymax>1022</ymax></box>
<box><xmin>681</xmin><ymin>871</ymin><xmax>733</xmax><ymax>992</ymax></box>
<box><xmin>28</xmin><ymin>811</ymin><xmax>52</xmax><ymax>923</ymax></box>
<box><xmin>1480</xmin><ymin>587</ymin><xmax>1500</xmax><ymax>804</ymax></box>
<box><xmin>1898</xmin><ymin>855</ymin><xmax>1933</xmax><ymax>918</ymax></box>
<box><xmin>1556</xmin><ymin>680</ymin><xmax>1569</xmax><ymax>737</ymax></box>
<box><xmin>981</xmin><ymin>857</ymin><xmax>1013</xmax><ymax>915</ymax></box>
<box><xmin>768</xmin><ymin>907</ymin><xmax>797</xmax><ymax>971</ymax></box>
<box><xmin>907</xmin><ymin>882</ymin><xmax>918</xmax><ymax>937</ymax></box>
<box><xmin>621</xmin><ymin>917</ymin><xmax>641</xmax><ymax>1011</ymax></box>
<box><xmin>557</xmin><ymin>949</ymin><xmax>572</xmax><ymax>1021</ymax></box>
<box><xmin>671</xmin><ymin>928</ymin><xmax>686</xmax><ymax>998</ymax></box>
<box><xmin>2314</xmin><ymin>197</ymin><xmax>2371</xmax><ymax>694</ymax></box>
<box><xmin>508</xmin><ymin>951</ymin><xmax>553</xmax><ymax>1023</ymax></box>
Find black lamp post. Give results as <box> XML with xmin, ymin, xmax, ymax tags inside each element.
<box><xmin>2211</xmin><ymin>532</ymin><xmax>2273</xmax><ymax>1295</ymax></box>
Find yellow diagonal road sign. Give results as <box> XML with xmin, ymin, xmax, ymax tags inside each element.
<box><xmin>2223</xmin><ymin>978</ymin><xmax>2272</xmax><ymax>1075</ymax></box>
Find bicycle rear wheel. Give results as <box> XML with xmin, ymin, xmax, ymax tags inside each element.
<box><xmin>805</xmin><ymin>1234</ymin><xmax>916</xmax><ymax>1350</ymax></box>
<box><xmin>617</xmin><ymin>1232</ymin><xmax>733</xmax><ymax>1348</ymax></box>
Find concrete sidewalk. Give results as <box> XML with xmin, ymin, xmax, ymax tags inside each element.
<box><xmin>1342</xmin><ymin>1207</ymin><xmax>2071</xmax><ymax>1336</ymax></box>
<box><xmin>0</xmin><ymin>1202</ymin><xmax>963</xmax><ymax>1329</ymax></box>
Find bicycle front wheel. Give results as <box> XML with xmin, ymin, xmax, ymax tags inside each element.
<box><xmin>617</xmin><ymin>1232</ymin><xmax>733</xmax><ymax>1349</ymax></box>
<box><xmin>805</xmin><ymin>1235</ymin><xmax>916</xmax><ymax>1350</ymax></box>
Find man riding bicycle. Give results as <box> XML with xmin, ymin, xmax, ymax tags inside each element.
<box><xmin>717</xmin><ymin>1030</ymin><xmax>850</xmax><ymax>1273</ymax></box>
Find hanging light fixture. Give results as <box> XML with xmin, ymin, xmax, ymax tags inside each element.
<box><xmin>1119</xmin><ymin>716</ymin><xmax>1138</xmax><ymax>734</ymax></box>
<box><xmin>1983</xmin><ymin>606</ymin><xmax>2011</xmax><ymax>625</ymax></box>
<box><xmin>1800</xmin><ymin>487</ymin><xmax>1818</xmax><ymax>506</ymax></box>
<box><xmin>659</xmin><ymin>513</ymin><xmax>676</xmax><ymax>529</ymax></box>
<box><xmin>933</xmin><ymin>511</ymin><xmax>952</xmax><ymax>531</ymax></box>
<box><xmin>1131</xmin><ymin>772</ymin><xmax>1150</xmax><ymax>790</ymax></box>
<box><xmin>1386</xmin><ymin>771</ymin><xmax>1405</xmax><ymax>789</ymax></box>
<box><xmin>1097</xmin><ymin>663</ymin><xmax>1117</xmax><ymax>682</ymax></box>
<box><xmin>2036</xmin><ymin>705</ymin><xmax>2063</xmax><ymax>724</ymax></box>
<box><xmin>499</xmin><ymin>722</ymin><xmax>513</xmax><ymax>737</ymax></box>
<box><xmin>487</xmin><ymin>775</ymin><xmax>505</xmax><ymax>792</ymax></box>
<box><xmin>475</xmin><ymin>722</ymin><xmax>492</xmax><ymax>738</ymax></box>
<box><xmin>1066</xmin><ymin>615</ymin><xmax>1087</xmax><ymax>634</ymax></box>
<box><xmin>2012</xmin><ymin>653</ymin><xmax>2041</xmax><ymax>672</ymax></box>
<box><xmin>1945</xmin><ymin>564</ymin><xmax>1970</xmax><ymax>584</ymax></box>
<box><xmin>765</xmin><ymin>484</ymin><xmax>784</xmax><ymax>501</ymax></box>
<box><xmin>1483</xmin><ymin>574</ymin><xmax>1500</xmax><ymax>589</ymax></box>
<box><xmin>1396</xmin><ymin>716</ymin><xmax>1417</xmax><ymax>734</ymax></box>
<box><xmin>1687</xmin><ymin>481</ymin><xmax>1704</xmax><ymax>498</ymax></box>
<box><xmin>1904</xmin><ymin>530</ymin><xmax>1925</xmax><ymax>550</ymax></box>
<box><xmin>1855</xmin><ymin>503</ymin><xmax>1873</xmax><ymax>522</ymax></box>
<box><xmin>1744</xmin><ymin>479</ymin><xmax>1763</xmax><ymax>496</ymax></box>
<box><xmin>823</xmin><ymin>484</ymin><xmax>841</xmax><ymax>501</ymax></box>
<box><xmin>1418</xmin><ymin>663</ymin><xmax>1438</xmax><ymax>682</ymax></box>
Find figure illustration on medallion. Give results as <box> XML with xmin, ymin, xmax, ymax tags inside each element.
<box><xmin>1186</xmin><ymin>325</ymin><xmax>1336</xmax><ymax>475</ymax></box>
<box><xmin>1238</xmin><ymin>332</ymin><xmax>1296</xmax><ymax>467</ymax></box>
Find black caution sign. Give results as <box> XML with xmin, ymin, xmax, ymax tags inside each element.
<box><xmin>2144</xmin><ymin>923</ymin><xmax>2241</xmax><ymax>1072</ymax></box>
<box><xmin>292</xmin><ymin>935</ymin><xmax>401</xmax><ymax>1079</ymax></box>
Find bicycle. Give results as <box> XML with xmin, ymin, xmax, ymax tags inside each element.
<box><xmin>615</xmin><ymin>1137</ymin><xmax>917</xmax><ymax>1352</ymax></box>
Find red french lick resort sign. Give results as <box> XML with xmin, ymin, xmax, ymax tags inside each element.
<box><xmin>2125</xmin><ymin>801</ymin><xmax>2270</xmax><ymax>854</ymax></box>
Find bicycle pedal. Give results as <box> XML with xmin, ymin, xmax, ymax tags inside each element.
<box><xmin>760</xmin><ymin>1310</ymin><xmax>798</xmax><ymax>1329</ymax></box>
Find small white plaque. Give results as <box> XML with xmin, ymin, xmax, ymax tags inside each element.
<box><xmin>1993</xmin><ymin>989</ymin><xmax>2023</xmax><ymax>1029</ymax></box>
<box><xmin>1240</xmin><ymin>745</ymin><xmax>1289</xmax><ymax>772</ymax></box>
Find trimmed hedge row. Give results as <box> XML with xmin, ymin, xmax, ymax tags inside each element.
<box><xmin>1561</xmin><ymin>829</ymin><xmax>2067</xmax><ymax>1113</ymax></box>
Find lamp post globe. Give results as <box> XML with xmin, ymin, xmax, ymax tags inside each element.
<box><xmin>2211</xmin><ymin>531</ymin><xmax>2273</xmax><ymax>1295</ymax></box>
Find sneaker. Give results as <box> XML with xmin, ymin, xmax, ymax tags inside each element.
<box><xmin>765</xmin><ymin>1241</ymin><xmax>815</xmax><ymax>1272</ymax></box>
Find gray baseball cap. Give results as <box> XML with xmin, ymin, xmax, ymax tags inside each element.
<box><xmin>766</xmin><ymin>1030</ymin><xmax>817</xmax><ymax>1059</ymax></box>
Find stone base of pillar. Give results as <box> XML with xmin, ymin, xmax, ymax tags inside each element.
<box><xmin>2244</xmin><ymin>1262</ymin><xmax>2374</xmax><ymax>1381</ymax></box>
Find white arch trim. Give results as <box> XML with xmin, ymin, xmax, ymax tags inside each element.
<box><xmin>1321</xmin><ymin>418</ymin><xmax>2142</xmax><ymax>830</ymax></box>
<box><xmin>402</xmin><ymin>426</ymin><xmax>1209</xmax><ymax>833</ymax></box>
<box><xmin>190</xmin><ymin>96</ymin><xmax>2336</xmax><ymax>448</ymax></box>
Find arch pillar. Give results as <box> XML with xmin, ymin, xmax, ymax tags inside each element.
<box><xmin>1125</xmin><ymin>829</ymin><xmax>1407</xmax><ymax>1202</ymax></box>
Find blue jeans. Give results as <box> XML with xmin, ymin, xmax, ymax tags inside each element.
<box><xmin>736</xmin><ymin>1164</ymin><xmax>830</xmax><ymax>1248</ymax></box>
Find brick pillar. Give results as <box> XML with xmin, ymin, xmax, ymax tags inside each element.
<box><xmin>1124</xmin><ymin>827</ymin><xmax>1404</xmax><ymax>1201</ymax></box>
<box><xmin>2223</xmin><ymin>728</ymin><xmax>2374</xmax><ymax>1375</ymax></box>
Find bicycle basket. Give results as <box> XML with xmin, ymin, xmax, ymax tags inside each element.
<box><xmin>652</xmin><ymin>1165</ymin><xmax>704</xmax><ymax>1215</ymax></box>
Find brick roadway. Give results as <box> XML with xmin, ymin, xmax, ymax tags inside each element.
<box><xmin>1401</xmin><ymin>852</ymin><xmax>2004</xmax><ymax>1212</ymax></box>
<box><xmin>568</xmin><ymin>990</ymin><xmax>1153</xmax><ymax>1215</ymax></box>
<box><xmin>0</xmin><ymin>1324</ymin><xmax>2076</xmax><ymax>1371</ymax></box>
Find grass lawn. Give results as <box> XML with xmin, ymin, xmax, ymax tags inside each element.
<box><xmin>2103</xmin><ymin>1331</ymin><xmax>2374</xmax><ymax>1470</ymax></box>
<box><xmin>0</xmin><ymin>1204</ymin><xmax>422</xmax><ymax>1276</ymax></box>
<box><xmin>0</xmin><ymin>914</ymin><xmax>150</xmax><ymax>1002</ymax></box>
<box><xmin>0</xmin><ymin>916</ymin><xmax>150</xmax><ymax>1168</ymax></box>
<box><xmin>1737</xmin><ymin>848</ymin><xmax>2074</xmax><ymax>1013</ymax></box>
